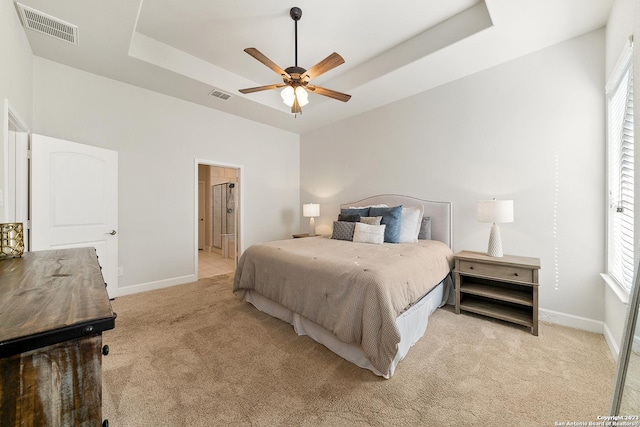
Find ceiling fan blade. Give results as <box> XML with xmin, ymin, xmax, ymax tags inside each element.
<box><xmin>302</xmin><ymin>52</ymin><xmax>345</xmax><ymax>81</ymax></box>
<box><xmin>291</xmin><ymin>97</ymin><xmax>302</xmax><ymax>115</ymax></box>
<box><xmin>307</xmin><ymin>85</ymin><xmax>351</xmax><ymax>102</ymax></box>
<box><xmin>239</xmin><ymin>83</ymin><xmax>286</xmax><ymax>94</ymax></box>
<box><xmin>244</xmin><ymin>48</ymin><xmax>290</xmax><ymax>79</ymax></box>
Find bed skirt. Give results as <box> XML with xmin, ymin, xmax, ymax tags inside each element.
<box><xmin>243</xmin><ymin>275</ymin><xmax>453</xmax><ymax>379</ymax></box>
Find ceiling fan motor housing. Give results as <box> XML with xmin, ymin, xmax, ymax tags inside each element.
<box><xmin>284</xmin><ymin>66</ymin><xmax>307</xmax><ymax>84</ymax></box>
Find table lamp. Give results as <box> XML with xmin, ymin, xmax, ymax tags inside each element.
<box><xmin>303</xmin><ymin>203</ymin><xmax>320</xmax><ymax>236</ymax></box>
<box><xmin>477</xmin><ymin>199</ymin><xmax>513</xmax><ymax>257</ymax></box>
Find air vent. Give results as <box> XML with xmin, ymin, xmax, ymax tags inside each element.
<box><xmin>209</xmin><ymin>89</ymin><xmax>232</xmax><ymax>101</ymax></box>
<box><xmin>15</xmin><ymin>3</ymin><xmax>78</xmax><ymax>46</ymax></box>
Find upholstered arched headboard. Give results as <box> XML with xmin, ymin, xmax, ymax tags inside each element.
<box><xmin>341</xmin><ymin>194</ymin><xmax>452</xmax><ymax>248</ymax></box>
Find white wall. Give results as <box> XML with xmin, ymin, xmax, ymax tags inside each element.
<box><xmin>602</xmin><ymin>0</ymin><xmax>638</xmax><ymax>358</ymax></box>
<box><xmin>32</xmin><ymin>58</ymin><xmax>300</xmax><ymax>296</ymax></box>
<box><xmin>0</xmin><ymin>0</ymin><xmax>33</xmax><ymax>223</ymax></box>
<box><xmin>301</xmin><ymin>30</ymin><xmax>605</xmax><ymax>329</ymax></box>
<box><xmin>0</xmin><ymin>1</ymin><xmax>32</xmax><ymax>125</ymax></box>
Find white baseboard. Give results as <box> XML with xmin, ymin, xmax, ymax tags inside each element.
<box><xmin>539</xmin><ymin>307</ymin><xmax>604</xmax><ymax>334</ymax></box>
<box><xmin>604</xmin><ymin>322</ymin><xmax>620</xmax><ymax>361</ymax></box>
<box><xmin>116</xmin><ymin>274</ymin><xmax>197</xmax><ymax>297</ymax></box>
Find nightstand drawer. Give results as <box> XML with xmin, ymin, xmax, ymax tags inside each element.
<box><xmin>458</xmin><ymin>260</ymin><xmax>533</xmax><ymax>282</ymax></box>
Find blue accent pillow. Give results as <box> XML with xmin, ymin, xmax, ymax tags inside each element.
<box><xmin>369</xmin><ymin>205</ymin><xmax>403</xmax><ymax>243</ymax></box>
<box><xmin>341</xmin><ymin>207</ymin><xmax>370</xmax><ymax>217</ymax></box>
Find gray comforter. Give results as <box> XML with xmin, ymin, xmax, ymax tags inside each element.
<box><xmin>233</xmin><ymin>236</ymin><xmax>454</xmax><ymax>377</ymax></box>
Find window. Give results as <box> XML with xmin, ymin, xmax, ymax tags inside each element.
<box><xmin>607</xmin><ymin>42</ymin><xmax>635</xmax><ymax>293</ymax></box>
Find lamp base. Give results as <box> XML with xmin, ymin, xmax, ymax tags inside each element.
<box><xmin>487</xmin><ymin>224</ymin><xmax>503</xmax><ymax>257</ymax></box>
<box><xmin>308</xmin><ymin>217</ymin><xmax>316</xmax><ymax>237</ymax></box>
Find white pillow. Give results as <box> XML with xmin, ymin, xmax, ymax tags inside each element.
<box><xmin>352</xmin><ymin>223</ymin><xmax>386</xmax><ymax>244</ymax></box>
<box><xmin>398</xmin><ymin>205</ymin><xmax>424</xmax><ymax>243</ymax></box>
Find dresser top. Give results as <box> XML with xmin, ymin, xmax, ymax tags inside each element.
<box><xmin>0</xmin><ymin>247</ymin><xmax>115</xmax><ymax>357</ymax></box>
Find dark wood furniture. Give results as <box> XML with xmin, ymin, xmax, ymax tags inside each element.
<box><xmin>0</xmin><ymin>247</ymin><xmax>116</xmax><ymax>426</ymax></box>
<box><xmin>454</xmin><ymin>250</ymin><xmax>540</xmax><ymax>335</ymax></box>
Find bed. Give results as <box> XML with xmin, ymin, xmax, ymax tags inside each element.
<box><xmin>233</xmin><ymin>195</ymin><xmax>454</xmax><ymax>378</ymax></box>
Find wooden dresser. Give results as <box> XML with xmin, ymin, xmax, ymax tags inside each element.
<box><xmin>0</xmin><ymin>247</ymin><xmax>116</xmax><ymax>426</ymax></box>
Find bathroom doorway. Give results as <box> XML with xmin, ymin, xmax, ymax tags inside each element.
<box><xmin>196</xmin><ymin>162</ymin><xmax>240</xmax><ymax>279</ymax></box>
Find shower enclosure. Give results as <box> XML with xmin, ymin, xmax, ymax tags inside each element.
<box><xmin>212</xmin><ymin>183</ymin><xmax>236</xmax><ymax>253</ymax></box>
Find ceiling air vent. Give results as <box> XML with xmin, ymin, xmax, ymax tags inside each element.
<box><xmin>209</xmin><ymin>89</ymin><xmax>232</xmax><ymax>101</ymax></box>
<box><xmin>15</xmin><ymin>3</ymin><xmax>78</xmax><ymax>46</ymax></box>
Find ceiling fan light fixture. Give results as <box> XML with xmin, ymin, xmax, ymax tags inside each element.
<box><xmin>281</xmin><ymin>86</ymin><xmax>309</xmax><ymax>110</ymax></box>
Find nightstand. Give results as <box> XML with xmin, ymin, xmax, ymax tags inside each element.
<box><xmin>454</xmin><ymin>250</ymin><xmax>541</xmax><ymax>335</ymax></box>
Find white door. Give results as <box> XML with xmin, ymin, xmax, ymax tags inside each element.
<box><xmin>31</xmin><ymin>134</ymin><xmax>118</xmax><ymax>298</ymax></box>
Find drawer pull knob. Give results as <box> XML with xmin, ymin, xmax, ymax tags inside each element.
<box><xmin>514</xmin><ymin>273</ymin><xmax>519</xmax><ymax>277</ymax></box>
<box><xmin>82</xmin><ymin>325</ymin><xmax>94</xmax><ymax>335</ymax></box>
<box><xmin>102</xmin><ymin>345</ymin><xmax>110</xmax><ymax>356</ymax></box>
<box><xmin>469</xmin><ymin>266</ymin><xmax>474</xmax><ymax>270</ymax></box>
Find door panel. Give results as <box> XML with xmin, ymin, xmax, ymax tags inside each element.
<box><xmin>31</xmin><ymin>135</ymin><xmax>118</xmax><ymax>297</ymax></box>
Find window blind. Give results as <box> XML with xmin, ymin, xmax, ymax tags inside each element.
<box><xmin>608</xmin><ymin>63</ymin><xmax>634</xmax><ymax>292</ymax></box>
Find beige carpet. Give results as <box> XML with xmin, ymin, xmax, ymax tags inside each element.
<box><xmin>102</xmin><ymin>273</ymin><xmax>616</xmax><ymax>426</ymax></box>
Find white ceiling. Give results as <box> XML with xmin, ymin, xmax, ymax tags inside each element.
<box><xmin>15</xmin><ymin>0</ymin><xmax>613</xmax><ymax>134</ymax></box>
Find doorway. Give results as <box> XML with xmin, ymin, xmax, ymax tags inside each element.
<box><xmin>196</xmin><ymin>161</ymin><xmax>241</xmax><ymax>279</ymax></box>
<box><xmin>2</xmin><ymin>100</ymin><xmax>30</xmax><ymax>246</ymax></box>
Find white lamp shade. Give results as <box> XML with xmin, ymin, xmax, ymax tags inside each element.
<box><xmin>303</xmin><ymin>203</ymin><xmax>320</xmax><ymax>218</ymax></box>
<box><xmin>477</xmin><ymin>200</ymin><xmax>514</xmax><ymax>223</ymax></box>
<box><xmin>281</xmin><ymin>86</ymin><xmax>295</xmax><ymax>106</ymax></box>
<box><xmin>295</xmin><ymin>87</ymin><xmax>309</xmax><ymax>107</ymax></box>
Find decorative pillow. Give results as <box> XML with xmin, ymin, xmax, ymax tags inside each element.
<box><xmin>418</xmin><ymin>217</ymin><xmax>432</xmax><ymax>240</ymax></box>
<box><xmin>399</xmin><ymin>205</ymin><xmax>424</xmax><ymax>243</ymax></box>
<box><xmin>341</xmin><ymin>207</ymin><xmax>370</xmax><ymax>217</ymax></box>
<box><xmin>360</xmin><ymin>216</ymin><xmax>383</xmax><ymax>225</ymax></box>
<box><xmin>369</xmin><ymin>205</ymin><xmax>403</xmax><ymax>243</ymax></box>
<box><xmin>338</xmin><ymin>214</ymin><xmax>361</xmax><ymax>222</ymax></box>
<box><xmin>352</xmin><ymin>223</ymin><xmax>386</xmax><ymax>244</ymax></box>
<box><xmin>331</xmin><ymin>221</ymin><xmax>356</xmax><ymax>241</ymax></box>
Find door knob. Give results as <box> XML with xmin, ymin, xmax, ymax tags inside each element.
<box><xmin>107</xmin><ymin>230</ymin><xmax>117</xmax><ymax>235</ymax></box>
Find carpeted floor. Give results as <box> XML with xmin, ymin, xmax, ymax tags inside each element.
<box><xmin>102</xmin><ymin>273</ymin><xmax>616</xmax><ymax>426</ymax></box>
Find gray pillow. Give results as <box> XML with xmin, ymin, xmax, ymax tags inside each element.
<box><xmin>369</xmin><ymin>205</ymin><xmax>403</xmax><ymax>243</ymax></box>
<box><xmin>360</xmin><ymin>216</ymin><xmax>382</xmax><ymax>225</ymax></box>
<box><xmin>331</xmin><ymin>221</ymin><xmax>356</xmax><ymax>241</ymax></box>
<box><xmin>418</xmin><ymin>217</ymin><xmax>432</xmax><ymax>240</ymax></box>
<box><xmin>341</xmin><ymin>207</ymin><xmax>370</xmax><ymax>217</ymax></box>
<box><xmin>338</xmin><ymin>214</ymin><xmax>360</xmax><ymax>222</ymax></box>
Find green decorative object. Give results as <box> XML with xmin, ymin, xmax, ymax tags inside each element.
<box><xmin>0</xmin><ymin>223</ymin><xmax>25</xmax><ymax>258</ymax></box>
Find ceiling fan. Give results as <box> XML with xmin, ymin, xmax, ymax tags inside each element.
<box><xmin>239</xmin><ymin>7</ymin><xmax>351</xmax><ymax>115</ymax></box>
